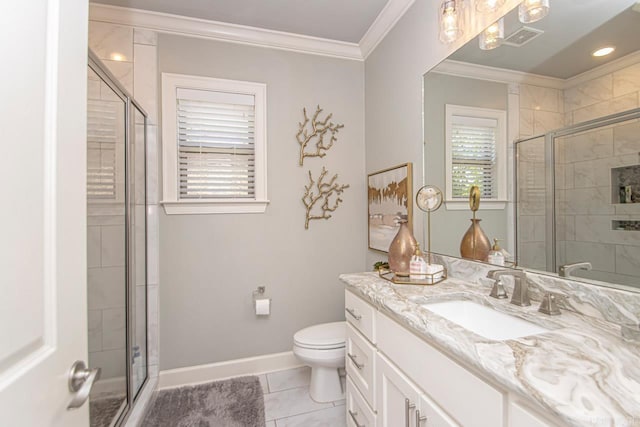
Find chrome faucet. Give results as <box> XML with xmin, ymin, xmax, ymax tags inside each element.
<box><xmin>559</xmin><ymin>262</ymin><xmax>592</xmax><ymax>277</ymax></box>
<box><xmin>487</xmin><ymin>270</ymin><xmax>531</xmax><ymax>307</ymax></box>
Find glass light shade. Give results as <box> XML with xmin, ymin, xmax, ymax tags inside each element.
<box><xmin>479</xmin><ymin>19</ymin><xmax>504</xmax><ymax>50</ymax></box>
<box><xmin>476</xmin><ymin>0</ymin><xmax>505</xmax><ymax>13</ymax></box>
<box><xmin>440</xmin><ymin>0</ymin><xmax>465</xmax><ymax>44</ymax></box>
<box><xmin>518</xmin><ymin>0</ymin><xmax>550</xmax><ymax>24</ymax></box>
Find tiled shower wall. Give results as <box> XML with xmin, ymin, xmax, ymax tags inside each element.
<box><xmin>87</xmin><ymin>21</ymin><xmax>160</xmax><ymax>385</ymax></box>
<box><xmin>516</xmin><ymin>58</ymin><xmax>640</xmax><ymax>279</ymax></box>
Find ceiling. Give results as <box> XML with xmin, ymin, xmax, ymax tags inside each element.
<box><xmin>91</xmin><ymin>0</ymin><xmax>389</xmax><ymax>43</ymax></box>
<box><xmin>450</xmin><ymin>0</ymin><xmax>640</xmax><ymax>79</ymax></box>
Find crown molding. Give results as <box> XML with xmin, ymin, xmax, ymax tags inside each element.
<box><xmin>432</xmin><ymin>59</ymin><xmax>566</xmax><ymax>89</ymax></box>
<box><xmin>89</xmin><ymin>3</ymin><xmax>363</xmax><ymax>61</ymax></box>
<box><xmin>359</xmin><ymin>0</ymin><xmax>416</xmax><ymax>59</ymax></box>
<box><xmin>564</xmin><ymin>50</ymin><xmax>640</xmax><ymax>90</ymax></box>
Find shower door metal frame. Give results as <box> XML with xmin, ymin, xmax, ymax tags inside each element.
<box><xmin>88</xmin><ymin>49</ymin><xmax>149</xmax><ymax>427</ymax></box>
<box><xmin>514</xmin><ymin>107</ymin><xmax>640</xmax><ymax>274</ymax></box>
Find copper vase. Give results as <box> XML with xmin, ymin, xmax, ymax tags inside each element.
<box><xmin>388</xmin><ymin>220</ymin><xmax>417</xmax><ymax>276</ymax></box>
<box><xmin>460</xmin><ymin>219</ymin><xmax>491</xmax><ymax>262</ymax></box>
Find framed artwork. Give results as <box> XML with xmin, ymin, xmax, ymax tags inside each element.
<box><xmin>368</xmin><ymin>163</ymin><xmax>413</xmax><ymax>252</ymax></box>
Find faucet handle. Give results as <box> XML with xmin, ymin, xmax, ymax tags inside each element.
<box><xmin>538</xmin><ymin>292</ymin><xmax>561</xmax><ymax>315</ymax></box>
<box><xmin>489</xmin><ymin>278</ymin><xmax>508</xmax><ymax>299</ymax></box>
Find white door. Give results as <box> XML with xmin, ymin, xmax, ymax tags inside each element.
<box><xmin>0</xmin><ymin>0</ymin><xmax>90</xmax><ymax>426</ymax></box>
<box><xmin>376</xmin><ymin>354</ymin><xmax>422</xmax><ymax>427</ymax></box>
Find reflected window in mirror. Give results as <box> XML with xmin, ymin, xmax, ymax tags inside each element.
<box><xmin>445</xmin><ymin>104</ymin><xmax>507</xmax><ymax>209</ymax></box>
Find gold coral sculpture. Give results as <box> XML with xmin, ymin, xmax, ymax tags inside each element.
<box><xmin>302</xmin><ymin>167</ymin><xmax>350</xmax><ymax>229</ymax></box>
<box><xmin>296</xmin><ymin>105</ymin><xmax>344</xmax><ymax>166</ymax></box>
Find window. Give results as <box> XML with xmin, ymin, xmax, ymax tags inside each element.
<box><xmin>445</xmin><ymin>104</ymin><xmax>507</xmax><ymax>210</ymax></box>
<box><xmin>161</xmin><ymin>73</ymin><xmax>268</xmax><ymax>214</ymax></box>
<box><xmin>86</xmin><ymin>99</ymin><xmax>122</xmax><ymax>201</ymax></box>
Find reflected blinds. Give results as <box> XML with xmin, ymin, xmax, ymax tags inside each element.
<box><xmin>87</xmin><ymin>99</ymin><xmax>119</xmax><ymax>200</ymax></box>
<box><xmin>176</xmin><ymin>88</ymin><xmax>255</xmax><ymax>199</ymax></box>
<box><xmin>450</xmin><ymin>115</ymin><xmax>498</xmax><ymax>199</ymax></box>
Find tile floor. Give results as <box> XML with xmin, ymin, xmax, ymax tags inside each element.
<box><xmin>259</xmin><ymin>366</ymin><xmax>347</xmax><ymax>427</ymax></box>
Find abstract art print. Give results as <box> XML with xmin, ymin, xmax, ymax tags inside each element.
<box><xmin>368</xmin><ymin>163</ymin><xmax>413</xmax><ymax>252</ymax></box>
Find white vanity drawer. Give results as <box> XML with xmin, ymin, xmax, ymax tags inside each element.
<box><xmin>346</xmin><ymin>322</ymin><xmax>376</xmax><ymax>409</ymax></box>
<box><xmin>345</xmin><ymin>290</ymin><xmax>376</xmax><ymax>344</ymax></box>
<box><xmin>347</xmin><ymin>376</ymin><xmax>377</xmax><ymax>427</ymax></box>
<box><xmin>377</xmin><ymin>312</ymin><xmax>504</xmax><ymax>427</ymax></box>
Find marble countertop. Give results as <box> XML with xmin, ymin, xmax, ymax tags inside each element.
<box><xmin>340</xmin><ymin>272</ymin><xmax>640</xmax><ymax>427</ymax></box>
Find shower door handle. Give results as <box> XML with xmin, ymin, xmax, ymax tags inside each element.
<box><xmin>67</xmin><ymin>360</ymin><xmax>101</xmax><ymax>410</ymax></box>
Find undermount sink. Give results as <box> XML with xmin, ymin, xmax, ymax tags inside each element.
<box><xmin>422</xmin><ymin>300</ymin><xmax>550</xmax><ymax>341</ymax></box>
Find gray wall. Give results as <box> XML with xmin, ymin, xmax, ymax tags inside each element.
<box><xmin>158</xmin><ymin>35</ymin><xmax>366</xmax><ymax>370</ymax></box>
<box><xmin>364</xmin><ymin>0</ymin><xmax>521</xmax><ymax>268</ymax></box>
<box><xmin>423</xmin><ymin>73</ymin><xmax>509</xmax><ymax>256</ymax></box>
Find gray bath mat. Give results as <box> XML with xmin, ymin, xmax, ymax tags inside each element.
<box><xmin>142</xmin><ymin>376</ymin><xmax>265</xmax><ymax>427</ymax></box>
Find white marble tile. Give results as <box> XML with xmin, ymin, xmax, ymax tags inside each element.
<box><xmin>561</xmin><ymin>186</ymin><xmax>615</xmax><ymax>216</ymax></box>
<box><xmin>332</xmin><ymin>399</ymin><xmax>345</xmax><ymax>407</ymax></box>
<box><xmin>89</xmin><ymin>21</ymin><xmax>133</xmax><ymax>62</ymax></box>
<box><xmin>519</xmin><ymin>108</ymin><xmax>534</xmax><ymax>137</ymax></box>
<box><xmin>564</xmin><ymin>127</ymin><xmax>613</xmax><ymax>162</ymax></box>
<box><xmin>102</xmin><ymin>308</ymin><xmax>127</xmax><ymax>350</ymax></box>
<box><xmin>88</xmin><ymin>328</ymin><xmax>103</xmax><ymax>353</ymax></box>
<box><xmin>518</xmin><ymin>241</ymin><xmax>547</xmax><ymax>271</ymax></box>
<box><xmin>267</xmin><ymin>366</ymin><xmax>311</xmax><ymax>393</ymax></box>
<box><xmin>133</xmin><ymin>44</ymin><xmax>158</xmax><ymax>125</ymax></box>
<box><xmin>275</xmin><ymin>405</ymin><xmax>346</xmax><ymax>427</ymax></box>
<box><xmin>613</xmin><ymin>120</ymin><xmax>640</xmax><ymax>156</ymax></box>
<box><xmin>564</xmin><ymin>74</ymin><xmax>612</xmax><ymax>112</ymax></box>
<box><xmin>563</xmin><ymin>163</ymin><xmax>574</xmax><ymax>190</ymax></box>
<box><xmin>88</xmin><ymin>78</ymin><xmax>101</xmax><ymax>101</ymax></box>
<box><xmin>135</xmin><ymin>205</ymin><xmax>146</xmax><ymax>286</ymax></box>
<box><xmin>88</xmin><ymin>309</ymin><xmax>103</xmax><ymax>352</ymax></box>
<box><xmin>613</xmin><ymin>62</ymin><xmax>640</xmax><ymax>98</ymax></box>
<box><xmin>88</xmin><ymin>212</ymin><xmax>125</xmax><ymax>226</ymax></box>
<box><xmin>615</xmin><ymin>245</ymin><xmax>640</xmax><ymax>277</ymax></box>
<box><xmin>87</xmin><ymin>226</ymin><xmax>101</xmax><ymax>268</ymax></box>
<box><xmin>520</xmin><ymin>84</ymin><xmax>562</xmax><ymax>112</ymax></box>
<box><xmin>575</xmin><ymin>215</ymin><xmax>640</xmax><ymax>247</ymax></box>
<box><xmin>565</xmin><ymin>241</ymin><xmax>616</xmax><ymax>273</ymax></box>
<box><xmin>134</xmin><ymin>125</ymin><xmax>146</xmax><ymax>205</ymax></box>
<box><xmin>533</xmin><ymin>110</ymin><xmax>563</xmax><ymax>134</ymax></box>
<box><xmin>264</xmin><ymin>386</ymin><xmax>333</xmax><ymax>421</ymax></box>
<box><xmin>518</xmin><ymin>215</ymin><xmax>546</xmax><ymax>243</ymax></box>
<box><xmin>146</xmin><ymin>125</ymin><xmax>159</xmax><ymax>205</ymax></box>
<box><xmin>147</xmin><ymin>205</ymin><xmax>160</xmax><ymax>285</ymax></box>
<box><xmin>101</xmin><ymin>225</ymin><xmax>125</xmax><ymax>267</ymax></box>
<box><xmin>265</xmin><ymin>422</ymin><xmax>276</xmax><ymax>427</ymax></box>
<box><xmin>556</xmin><ymin>215</ymin><xmax>575</xmax><ymax>241</ymax></box>
<box><xmin>88</xmin><ymin>267</ymin><xmax>126</xmax><ymax>310</ymax></box>
<box><xmin>101</xmin><ymin>60</ymin><xmax>134</xmax><ymax>95</ymax></box>
<box><xmin>89</xmin><ymin>348</ymin><xmax>127</xmax><ymax>380</ymax></box>
<box><xmin>134</xmin><ymin>28</ymin><xmax>157</xmax><ymax>46</ymax></box>
<box><xmin>572</xmin><ymin>93</ymin><xmax>639</xmax><ymax>124</ymax></box>
<box><xmin>572</xmin><ymin>158</ymin><xmax>613</xmax><ymax>190</ymax></box>
<box><xmin>258</xmin><ymin>374</ymin><xmax>269</xmax><ymax>394</ymax></box>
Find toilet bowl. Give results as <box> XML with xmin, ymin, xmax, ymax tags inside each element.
<box><xmin>293</xmin><ymin>321</ymin><xmax>345</xmax><ymax>403</ymax></box>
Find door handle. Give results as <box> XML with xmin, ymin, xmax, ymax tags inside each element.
<box><xmin>67</xmin><ymin>360</ymin><xmax>101</xmax><ymax>410</ymax></box>
<box><xmin>405</xmin><ymin>398</ymin><xmax>415</xmax><ymax>427</ymax></box>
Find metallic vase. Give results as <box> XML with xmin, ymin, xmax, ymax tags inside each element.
<box><xmin>388</xmin><ymin>220</ymin><xmax>417</xmax><ymax>276</ymax></box>
<box><xmin>460</xmin><ymin>218</ymin><xmax>491</xmax><ymax>262</ymax></box>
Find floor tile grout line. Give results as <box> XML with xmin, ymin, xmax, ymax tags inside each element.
<box><xmin>272</xmin><ymin>404</ymin><xmax>345</xmax><ymax>425</ymax></box>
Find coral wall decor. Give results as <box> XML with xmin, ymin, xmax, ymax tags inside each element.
<box><xmin>302</xmin><ymin>167</ymin><xmax>349</xmax><ymax>229</ymax></box>
<box><xmin>296</xmin><ymin>105</ymin><xmax>343</xmax><ymax>166</ymax></box>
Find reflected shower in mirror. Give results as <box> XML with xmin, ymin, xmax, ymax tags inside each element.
<box><xmin>422</xmin><ymin>0</ymin><xmax>640</xmax><ymax>291</ymax></box>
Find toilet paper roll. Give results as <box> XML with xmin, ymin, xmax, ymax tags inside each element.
<box><xmin>255</xmin><ymin>298</ymin><xmax>271</xmax><ymax>316</ymax></box>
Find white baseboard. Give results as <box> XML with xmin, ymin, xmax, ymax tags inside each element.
<box><xmin>158</xmin><ymin>351</ymin><xmax>303</xmax><ymax>390</ymax></box>
<box><xmin>92</xmin><ymin>376</ymin><xmax>126</xmax><ymax>397</ymax></box>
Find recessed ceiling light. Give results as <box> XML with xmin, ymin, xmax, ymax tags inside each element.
<box><xmin>110</xmin><ymin>52</ymin><xmax>126</xmax><ymax>61</ymax></box>
<box><xmin>592</xmin><ymin>47</ymin><xmax>615</xmax><ymax>57</ymax></box>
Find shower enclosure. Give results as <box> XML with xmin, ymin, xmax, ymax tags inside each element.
<box><xmin>87</xmin><ymin>50</ymin><xmax>148</xmax><ymax>426</ymax></box>
<box><xmin>516</xmin><ymin>108</ymin><xmax>640</xmax><ymax>289</ymax></box>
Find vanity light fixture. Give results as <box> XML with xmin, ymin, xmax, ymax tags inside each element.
<box><xmin>475</xmin><ymin>0</ymin><xmax>505</xmax><ymax>13</ymax></box>
<box><xmin>440</xmin><ymin>0</ymin><xmax>465</xmax><ymax>44</ymax></box>
<box><xmin>479</xmin><ymin>18</ymin><xmax>505</xmax><ymax>50</ymax></box>
<box><xmin>592</xmin><ymin>46</ymin><xmax>615</xmax><ymax>57</ymax></box>
<box><xmin>518</xmin><ymin>0</ymin><xmax>550</xmax><ymax>24</ymax></box>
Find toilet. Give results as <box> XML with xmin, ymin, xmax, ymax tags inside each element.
<box><xmin>293</xmin><ymin>321</ymin><xmax>346</xmax><ymax>403</ymax></box>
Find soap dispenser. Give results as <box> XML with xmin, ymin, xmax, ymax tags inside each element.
<box><xmin>488</xmin><ymin>239</ymin><xmax>505</xmax><ymax>266</ymax></box>
<box><xmin>409</xmin><ymin>243</ymin><xmax>428</xmax><ymax>280</ymax></box>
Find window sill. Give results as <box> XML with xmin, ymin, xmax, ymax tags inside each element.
<box><xmin>445</xmin><ymin>200</ymin><xmax>507</xmax><ymax>211</ymax></box>
<box><xmin>161</xmin><ymin>199</ymin><xmax>270</xmax><ymax>215</ymax></box>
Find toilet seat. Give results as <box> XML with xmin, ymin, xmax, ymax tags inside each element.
<box><xmin>294</xmin><ymin>321</ymin><xmax>345</xmax><ymax>350</ymax></box>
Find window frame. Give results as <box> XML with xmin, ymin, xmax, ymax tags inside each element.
<box><xmin>161</xmin><ymin>73</ymin><xmax>268</xmax><ymax>214</ymax></box>
<box><xmin>444</xmin><ymin>104</ymin><xmax>507</xmax><ymax>210</ymax></box>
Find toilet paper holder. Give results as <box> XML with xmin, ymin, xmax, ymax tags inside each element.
<box><xmin>253</xmin><ymin>286</ymin><xmax>271</xmax><ymax>316</ymax></box>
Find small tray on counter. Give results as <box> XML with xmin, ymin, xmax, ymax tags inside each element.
<box><xmin>377</xmin><ymin>267</ymin><xmax>447</xmax><ymax>286</ymax></box>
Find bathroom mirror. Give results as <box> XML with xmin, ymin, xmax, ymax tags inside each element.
<box><xmin>423</xmin><ymin>0</ymin><xmax>640</xmax><ymax>292</ymax></box>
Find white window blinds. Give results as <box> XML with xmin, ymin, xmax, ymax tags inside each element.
<box><xmin>176</xmin><ymin>87</ymin><xmax>256</xmax><ymax>199</ymax></box>
<box><xmin>450</xmin><ymin>115</ymin><xmax>498</xmax><ymax>199</ymax></box>
<box><xmin>87</xmin><ymin>99</ymin><xmax>119</xmax><ymax>200</ymax></box>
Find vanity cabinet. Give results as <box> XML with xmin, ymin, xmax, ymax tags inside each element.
<box><xmin>345</xmin><ymin>289</ymin><xmax>561</xmax><ymax>427</ymax></box>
